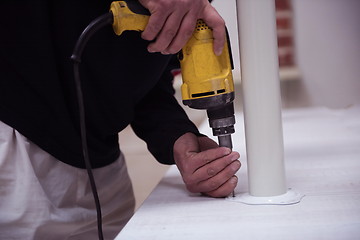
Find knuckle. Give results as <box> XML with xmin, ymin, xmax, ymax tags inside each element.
<box><xmin>157</xmin><ymin>0</ymin><xmax>171</xmax><ymax>10</ymax></box>
<box><xmin>203</xmin><ymin>156</ymin><xmax>212</xmax><ymax>165</ymax></box>
<box><xmin>185</xmin><ymin>183</ymin><xmax>197</xmax><ymax>193</ymax></box>
<box><xmin>208</xmin><ymin>179</ymin><xmax>220</xmax><ymax>189</ymax></box>
<box><xmin>167</xmin><ymin>46</ymin><xmax>181</xmax><ymax>55</ymax></box>
<box><xmin>207</xmin><ymin>167</ymin><xmax>216</xmax><ymax>177</ymax></box>
<box><xmin>212</xmin><ymin>19</ymin><xmax>226</xmax><ymax>34</ymax></box>
<box><xmin>231</xmin><ymin>177</ymin><xmax>238</xmax><ymax>187</ymax></box>
<box><xmin>219</xmin><ymin>155</ymin><xmax>233</xmax><ymax>167</ymax></box>
<box><xmin>180</xmin><ymin>0</ymin><xmax>192</xmax><ymax>9</ymax></box>
<box><xmin>225</xmin><ymin>167</ymin><xmax>236</xmax><ymax>178</ymax></box>
<box><xmin>218</xmin><ymin>17</ymin><xmax>225</xmax><ymax>27</ymax></box>
<box><xmin>206</xmin><ymin>190</ymin><xmax>225</xmax><ymax>198</ymax></box>
<box><xmin>215</xmin><ymin>186</ymin><xmax>234</xmax><ymax>198</ymax></box>
<box><xmin>224</xmin><ymin>155</ymin><xmax>233</xmax><ymax>165</ymax></box>
<box><xmin>232</xmin><ymin>160</ymin><xmax>241</xmax><ymax>171</ymax></box>
<box><xmin>237</xmin><ymin>160</ymin><xmax>242</xmax><ymax>169</ymax></box>
<box><xmin>186</xmin><ymin>186</ymin><xmax>194</xmax><ymax>193</ymax></box>
<box><xmin>183</xmin><ymin>176</ymin><xmax>196</xmax><ymax>187</ymax></box>
<box><xmin>204</xmin><ymin>176</ymin><xmax>238</xmax><ymax>198</ymax></box>
<box><xmin>185</xmin><ymin>27</ymin><xmax>194</xmax><ymax>36</ymax></box>
<box><xmin>182</xmin><ymin>163</ymin><xmax>193</xmax><ymax>175</ymax></box>
<box><xmin>148</xmin><ymin>24</ymin><xmax>162</xmax><ymax>34</ymax></box>
<box><xmin>183</xmin><ymin>28</ymin><xmax>194</xmax><ymax>39</ymax></box>
<box><xmin>165</xmin><ymin>29</ymin><xmax>177</xmax><ymax>38</ymax></box>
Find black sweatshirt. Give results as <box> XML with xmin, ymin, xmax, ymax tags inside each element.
<box><xmin>0</xmin><ymin>0</ymin><xmax>200</xmax><ymax>168</ymax></box>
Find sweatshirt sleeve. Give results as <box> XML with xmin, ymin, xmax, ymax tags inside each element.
<box><xmin>130</xmin><ymin>58</ymin><xmax>202</xmax><ymax>165</ymax></box>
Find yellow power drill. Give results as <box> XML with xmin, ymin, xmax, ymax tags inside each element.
<box><xmin>110</xmin><ymin>0</ymin><xmax>236</xmax><ymax>149</ymax></box>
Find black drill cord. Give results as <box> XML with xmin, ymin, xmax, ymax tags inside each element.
<box><xmin>71</xmin><ymin>12</ymin><xmax>113</xmax><ymax>240</ymax></box>
<box><xmin>71</xmin><ymin>12</ymin><xmax>113</xmax><ymax>63</ymax></box>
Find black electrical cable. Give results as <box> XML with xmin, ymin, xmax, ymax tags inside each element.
<box><xmin>70</xmin><ymin>12</ymin><xmax>114</xmax><ymax>240</ymax></box>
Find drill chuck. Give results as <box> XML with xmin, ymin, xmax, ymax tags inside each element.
<box><xmin>209</xmin><ymin>116</ymin><xmax>235</xmax><ymax>135</ymax></box>
<box><xmin>210</xmin><ymin>117</ymin><xmax>235</xmax><ymax>149</ymax></box>
<box><xmin>207</xmin><ymin>103</ymin><xmax>235</xmax><ymax>149</ymax></box>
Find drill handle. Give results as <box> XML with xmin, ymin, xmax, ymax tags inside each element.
<box><xmin>110</xmin><ymin>1</ymin><xmax>150</xmax><ymax>35</ymax></box>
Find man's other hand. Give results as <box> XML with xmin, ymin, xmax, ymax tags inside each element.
<box><xmin>173</xmin><ymin>133</ymin><xmax>240</xmax><ymax>198</ymax></box>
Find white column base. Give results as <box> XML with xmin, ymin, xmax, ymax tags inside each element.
<box><xmin>227</xmin><ymin>189</ymin><xmax>305</xmax><ymax>205</ymax></box>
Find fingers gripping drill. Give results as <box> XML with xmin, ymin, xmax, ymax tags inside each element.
<box><xmin>111</xmin><ymin>0</ymin><xmax>236</xmax><ymax>150</ymax></box>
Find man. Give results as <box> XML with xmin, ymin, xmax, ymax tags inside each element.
<box><xmin>0</xmin><ymin>0</ymin><xmax>240</xmax><ymax>239</ymax></box>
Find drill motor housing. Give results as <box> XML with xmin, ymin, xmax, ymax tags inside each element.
<box><xmin>179</xmin><ymin>20</ymin><xmax>236</xmax><ymax>149</ymax></box>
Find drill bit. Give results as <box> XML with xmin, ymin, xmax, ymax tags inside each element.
<box><xmin>218</xmin><ymin>135</ymin><xmax>235</xmax><ymax>197</ymax></box>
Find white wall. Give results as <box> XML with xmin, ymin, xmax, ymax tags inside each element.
<box><xmin>213</xmin><ymin>0</ymin><xmax>360</xmax><ymax>108</ymax></box>
<box><xmin>292</xmin><ymin>0</ymin><xmax>360</xmax><ymax>108</ymax></box>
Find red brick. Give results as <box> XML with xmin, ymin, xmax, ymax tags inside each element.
<box><xmin>277</xmin><ymin>36</ymin><xmax>293</xmax><ymax>47</ymax></box>
<box><xmin>276</xmin><ymin>18</ymin><xmax>292</xmax><ymax>29</ymax></box>
<box><xmin>275</xmin><ymin>0</ymin><xmax>292</xmax><ymax>11</ymax></box>
<box><xmin>278</xmin><ymin>52</ymin><xmax>294</xmax><ymax>67</ymax></box>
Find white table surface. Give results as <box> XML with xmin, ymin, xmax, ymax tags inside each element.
<box><xmin>116</xmin><ymin>106</ymin><xmax>360</xmax><ymax>240</ymax></box>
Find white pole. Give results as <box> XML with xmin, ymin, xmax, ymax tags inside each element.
<box><xmin>236</xmin><ymin>0</ymin><xmax>286</xmax><ymax>197</ymax></box>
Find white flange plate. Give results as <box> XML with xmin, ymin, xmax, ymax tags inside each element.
<box><xmin>227</xmin><ymin>188</ymin><xmax>305</xmax><ymax>205</ymax></box>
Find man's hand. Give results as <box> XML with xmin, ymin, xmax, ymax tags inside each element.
<box><xmin>173</xmin><ymin>133</ymin><xmax>241</xmax><ymax>198</ymax></box>
<box><xmin>139</xmin><ymin>0</ymin><xmax>225</xmax><ymax>55</ymax></box>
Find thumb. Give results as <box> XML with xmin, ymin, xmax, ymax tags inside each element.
<box><xmin>173</xmin><ymin>133</ymin><xmax>200</xmax><ymax>158</ymax></box>
<box><xmin>197</xmin><ymin>136</ymin><xmax>219</xmax><ymax>151</ymax></box>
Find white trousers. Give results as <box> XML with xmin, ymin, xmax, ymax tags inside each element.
<box><xmin>0</xmin><ymin>121</ymin><xmax>135</xmax><ymax>239</ymax></box>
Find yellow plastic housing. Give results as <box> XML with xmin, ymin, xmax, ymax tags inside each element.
<box><xmin>110</xmin><ymin>1</ymin><xmax>149</xmax><ymax>35</ymax></box>
<box><xmin>180</xmin><ymin>20</ymin><xmax>234</xmax><ymax>101</ymax></box>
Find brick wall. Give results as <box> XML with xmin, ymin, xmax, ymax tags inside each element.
<box><xmin>275</xmin><ymin>0</ymin><xmax>295</xmax><ymax>68</ymax></box>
